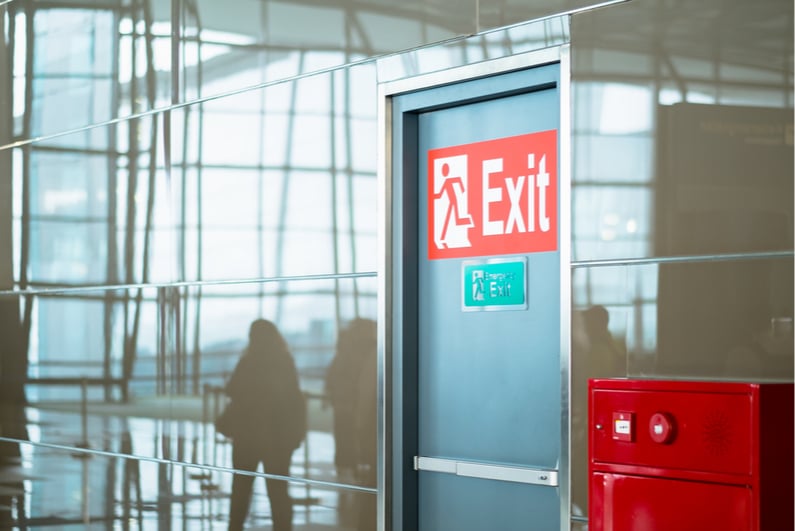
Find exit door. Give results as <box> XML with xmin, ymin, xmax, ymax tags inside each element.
<box><xmin>384</xmin><ymin>48</ymin><xmax>570</xmax><ymax>531</ymax></box>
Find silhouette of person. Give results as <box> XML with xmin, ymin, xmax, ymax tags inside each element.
<box><xmin>325</xmin><ymin>319</ymin><xmax>373</xmax><ymax>478</ymax></box>
<box><xmin>582</xmin><ymin>305</ymin><xmax>625</xmax><ymax>379</ymax></box>
<box><xmin>0</xmin><ymin>297</ymin><xmax>29</xmax><ymax>526</ymax></box>
<box><xmin>571</xmin><ymin>305</ymin><xmax>625</xmax><ymax>517</ymax></box>
<box><xmin>353</xmin><ymin>325</ymin><xmax>377</xmax><ymax>531</ymax></box>
<box><xmin>324</xmin><ymin>318</ymin><xmax>376</xmax><ymax>527</ymax></box>
<box><xmin>0</xmin><ymin>404</ymin><xmax>27</xmax><ymax>527</ymax></box>
<box><xmin>225</xmin><ymin>319</ymin><xmax>306</xmax><ymax>531</ymax></box>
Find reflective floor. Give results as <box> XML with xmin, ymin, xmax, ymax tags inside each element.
<box><xmin>0</xmin><ymin>397</ymin><xmax>375</xmax><ymax>530</ymax></box>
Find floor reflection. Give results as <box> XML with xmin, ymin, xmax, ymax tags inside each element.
<box><xmin>0</xmin><ymin>391</ymin><xmax>374</xmax><ymax>530</ymax></box>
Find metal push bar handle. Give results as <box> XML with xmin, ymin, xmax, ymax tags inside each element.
<box><xmin>414</xmin><ymin>456</ymin><xmax>559</xmax><ymax>487</ymax></box>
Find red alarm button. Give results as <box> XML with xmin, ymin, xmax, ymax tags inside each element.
<box><xmin>649</xmin><ymin>412</ymin><xmax>676</xmax><ymax>444</ymax></box>
<box><xmin>612</xmin><ymin>411</ymin><xmax>634</xmax><ymax>442</ymax></box>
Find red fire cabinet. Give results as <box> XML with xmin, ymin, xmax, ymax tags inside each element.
<box><xmin>588</xmin><ymin>378</ymin><xmax>793</xmax><ymax>531</ymax></box>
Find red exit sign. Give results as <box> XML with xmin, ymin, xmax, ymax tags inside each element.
<box><xmin>427</xmin><ymin>130</ymin><xmax>557</xmax><ymax>260</ymax></box>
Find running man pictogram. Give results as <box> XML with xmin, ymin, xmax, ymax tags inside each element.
<box><xmin>432</xmin><ymin>155</ymin><xmax>474</xmax><ymax>249</ymax></box>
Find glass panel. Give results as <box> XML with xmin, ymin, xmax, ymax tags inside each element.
<box><xmin>169</xmin><ymin>65</ymin><xmax>378</xmax><ymax>283</ymax></box>
<box><xmin>478</xmin><ymin>0</ymin><xmax>605</xmax><ymax>30</ymax></box>
<box><xmin>572</xmin><ymin>257</ymin><xmax>794</xmax><ymax>383</ymax></box>
<box><xmin>570</xmin><ymin>256</ymin><xmax>793</xmax><ymax>517</ymax></box>
<box><xmin>179</xmin><ymin>0</ymin><xmax>477</xmax><ymax>101</ymax></box>
<box><xmin>571</xmin><ymin>5</ymin><xmax>794</xmax><ymax>261</ymax></box>
<box><xmin>573</xmin><ymin>133</ymin><xmax>653</xmax><ymax>184</ymax></box>
<box><xmin>3</xmin><ymin>2</ymin><xmax>171</xmax><ymax>145</ymax></box>
<box><xmin>7</xmin><ymin>113</ymin><xmax>177</xmax><ymax>288</ymax></box>
<box><xmin>376</xmin><ymin>15</ymin><xmax>570</xmax><ymax>83</ymax></box>
<box><xmin>573</xmin><ymin>184</ymin><xmax>652</xmax><ymax>260</ymax></box>
<box><xmin>28</xmin><ymin>150</ymin><xmax>108</xmax><ymax>218</ymax></box>
<box><xmin>2</xmin><ymin>276</ymin><xmax>378</xmax><ymax>493</ymax></box>
<box><xmin>27</xmin><ymin>221</ymin><xmax>107</xmax><ymax>284</ymax></box>
<box><xmin>653</xmin><ymin>103</ymin><xmax>793</xmax><ymax>256</ymax></box>
<box><xmin>12</xmin><ymin>288</ymin><xmax>160</xmax><ymax>406</ymax></box>
<box><xmin>0</xmin><ymin>440</ymin><xmax>375</xmax><ymax>529</ymax></box>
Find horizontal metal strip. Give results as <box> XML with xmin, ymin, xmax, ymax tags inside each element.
<box><xmin>0</xmin><ymin>436</ymin><xmax>377</xmax><ymax>494</ymax></box>
<box><xmin>414</xmin><ymin>456</ymin><xmax>558</xmax><ymax>487</ymax></box>
<box><xmin>0</xmin><ymin>270</ymin><xmax>378</xmax><ymax>297</ymax></box>
<box><xmin>571</xmin><ymin>250</ymin><xmax>793</xmax><ymax>269</ymax></box>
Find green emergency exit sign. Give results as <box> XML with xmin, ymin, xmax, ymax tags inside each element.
<box><xmin>462</xmin><ymin>258</ymin><xmax>527</xmax><ymax>311</ymax></box>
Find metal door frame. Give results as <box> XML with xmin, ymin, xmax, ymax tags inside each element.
<box><xmin>377</xmin><ymin>44</ymin><xmax>573</xmax><ymax>531</ymax></box>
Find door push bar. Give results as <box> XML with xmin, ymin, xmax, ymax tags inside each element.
<box><xmin>414</xmin><ymin>456</ymin><xmax>559</xmax><ymax>487</ymax></box>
